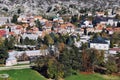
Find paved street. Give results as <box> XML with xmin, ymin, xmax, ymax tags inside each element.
<box><xmin>0</xmin><ymin>65</ymin><xmax>32</xmax><ymax>71</ymax></box>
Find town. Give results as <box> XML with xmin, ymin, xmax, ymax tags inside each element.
<box><xmin>0</xmin><ymin>0</ymin><xmax>120</xmax><ymax>80</ymax></box>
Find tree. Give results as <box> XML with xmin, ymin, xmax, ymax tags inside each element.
<box><xmin>117</xmin><ymin>22</ymin><xmax>120</xmax><ymax>27</ymax></box>
<box><xmin>17</xmin><ymin>53</ymin><xmax>29</xmax><ymax>61</ymax></box>
<box><xmin>110</xmin><ymin>39</ymin><xmax>114</xmax><ymax>48</ymax></box>
<box><xmin>58</xmin><ymin>42</ymin><xmax>65</xmax><ymax>53</ymax></box>
<box><xmin>84</xmin><ymin>27</ymin><xmax>87</xmax><ymax>35</ymax></box>
<box><xmin>24</xmin><ymin>37</ymin><xmax>30</xmax><ymax>45</ymax></box>
<box><xmin>0</xmin><ymin>37</ymin><xmax>4</xmax><ymax>49</ymax></box>
<box><xmin>92</xmin><ymin>33</ymin><xmax>100</xmax><ymax>39</ymax></box>
<box><xmin>35</xmin><ymin>19</ymin><xmax>42</xmax><ymax>31</ymax></box>
<box><xmin>71</xmin><ymin>15</ymin><xmax>78</xmax><ymax>23</ymax></box>
<box><xmin>47</xmin><ymin>58</ymin><xmax>64</xmax><ymax>79</ymax></box>
<box><xmin>59</xmin><ymin>46</ymin><xmax>82</xmax><ymax>76</ymax></box>
<box><xmin>37</xmin><ymin>37</ymin><xmax>43</xmax><ymax>47</ymax></box>
<box><xmin>0</xmin><ymin>48</ymin><xmax>8</xmax><ymax>64</ymax></box>
<box><xmin>81</xmin><ymin>49</ymin><xmax>105</xmax><ymax>72</ymax></box>
<box><xmin>66</xmin><ymin>36</ymin><xmax>74</xmax><ymax>46</ymax></box>
<box><xmin>105</xmin><ymin>56</ymin><xmax>118</xmax><ymax>74</ymax></box>
<box><xmin>115</xmin><ymin>14</ymin><xmax>120</xmax><ymax>20</ymax></box>
<box><xmin>11</xmin><ymin>15</ymin><xmax>18</xmax><ymax>23</ymax></box>
<box><xmin>40</xmin><ymin>45</ymin><xmax>48</xmax><ymax>56</ymax></box>
<box><xmin>17</xmin><ymin>8</ymin><xmax>21</xmax><ymax>14</ymax></box>
<box><xmin>44</xmin><ymin>34</ymin><xmax>54</xmax><ymax>46</ymax></box>
<box><xmin>35</xmin><ymin>56</ymin><xmax>64</xmax><ymax>79</ymax></box>
<box><xmin>20</xmin><ymin>37</ymin><xmax>24</xmax><ymax>45</ymax></box>
<box><xmin>0</xmin><ymin>38</ymin><xmax>8</xmax><ymax>64</ymax></box>
<box><xmin>81</xmin><ymin>43</ymin><xmax>88</xmax><ymax>50</ymax></box>
<box><xmin>116</xmin><ymin>52</ymin><xmax>120</xmax><ymax>72</ymax></box>
<box><xmin>4</xmin><ymin>36</ymin><xmax>15</xmax><ymax>50</ymax></box>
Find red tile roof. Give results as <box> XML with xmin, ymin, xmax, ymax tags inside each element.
<box><xmin>110</xmin><ymin>48</ymin><xmax>120</xmax><ymax>52</ymax></box>
<box><xmin>0</xmin><ymin>30</ymin><xmax>6</xmax><ymax>36</ymax></box>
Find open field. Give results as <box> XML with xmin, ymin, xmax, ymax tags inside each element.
<box><xmin>0</xmin><ymin>69</ymin><xmax>46</xmax><ymax>80</ymax></box>
<box><xmin>65</xmin><ymin>73</ymin><xmax>120</xmax><ymax>80</ymax></box>
<box><xmin>0</xmin><ymin>69</ymin><xmax>120</xmax><ymax>80</ymax></box>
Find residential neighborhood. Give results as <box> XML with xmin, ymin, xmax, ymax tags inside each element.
<box><xmin>0</xmin><ymin>0</ymin><xmax>120</xmax><ymax>80</ymax></box>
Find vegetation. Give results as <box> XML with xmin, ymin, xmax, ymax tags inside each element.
<box><xmin>65</xmin><ymin>73</ymin><xmax>120</xmax><ymax>80</ymax></box>
<box><xmin>0</xmin><ymin>69</ymin><xmax>46</xmax><ymax>80</ymax></box>
<box><xmin>35</xmin><ymin>19</ymin><xmax>42</xmax><ymax>31</ymax></box>
<box><xmin>11</xmin><ymin>15</ymin><xmax>18</xmax><ymax>23</ymax></box>
<box><xmin>0</xmin><ymin>38</ymin><xmax>8</xmax><ymax>64</ymax></box>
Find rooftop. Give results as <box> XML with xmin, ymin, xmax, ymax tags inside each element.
<box><xmin>90</xmin><ymin>37</ymin><xmax>109</xmax><ymax>44</ymax></box>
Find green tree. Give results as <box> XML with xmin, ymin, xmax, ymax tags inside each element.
<box><xmin>11</xmin><ymin>15</ymin><xmax>18</xmax><ymax>23</ymax></box>
<box><xmin>37</xmin><ymin>37</ymin><xmax>43</xmax><ymax>47</ymax></box>
<box><xmin>35</xmin><ymin>19</ymin><xmax>42</xmax><ymax>31</ymax></box>
<box><xmin>17</xmin><ymin>8</ymin><xmax>21</xmax><ymax>14</ymax></box>
<box><xmin>115</xmin><ymin>14</ymin><xmax>120</xmax><ymax>20</ymax></box>
<box><xmin>24</xmin><ymin>37</ymin><xmax>30</xmax><ymax>45</ymax></box>
<box><xmin>105</xmin><ymin>56</ymin><xmax>117</xmax><ymax>74</ymax></box>
<box><xmin>4</xmin><ymin>36</ymin><xmax>15</xmax><ymax>50</ymax></box>
<box><xmin>81</xmin><ymin>43</ymin><xmax>88</xmax><ymax>50</ymax></box>
<box><xmin>71</xmin><ymin>15</ymin><xmax>78</xmax><ymax>23</ymax></box>
<box><xmin>35</xmin><ymin>56</ymin><xmax>64</xmax><ymax>80</ymax></box>
<box><xmin>20</xmin><ymin>37</ymin><xmax>24</xmax><ymax>45</ymax></box>
<box><xmin>110</xmin><ymin>39</ymin><xmax>114</xmax><ymax>48</ymax></box>
<box><xmin>0</xmin><ymin>38</ymin><xmax>8</xmax><ymax>64</ymax></box>
<box><xmin>0</xmin><ymin>48</ymin><xmax>8</xmax><ymax>64</ymax></box>
<box><xmin>44</xmin><ymin>34</ymin><xmax>54</xmax><ymax>46</ymax></box>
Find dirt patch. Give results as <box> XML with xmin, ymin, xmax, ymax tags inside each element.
<box><xmin>80</xmin><ymin>72</ymin><xmax>93</xmax><ymax>75</ymax></box>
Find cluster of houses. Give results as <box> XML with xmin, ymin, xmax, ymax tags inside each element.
<box><xmin>0</xmin><ymin>11</ymin><xmax>120</xmax><ymax>66</ymax></box>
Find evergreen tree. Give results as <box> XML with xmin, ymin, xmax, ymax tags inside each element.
<box><xmin>35</xmin><ymin>19</ymin><xmax>42</xmax><ymax>31</ymax></box>
<box><xmin>11</xmin><ymin>15</ymin><xmax>18</xmax><ymax>23</ymax></box>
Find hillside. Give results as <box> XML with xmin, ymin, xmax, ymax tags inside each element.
<box><xmin>0</xmin><ymin>0</ymin><xmax>120</xmax><ymax>16</ymax></box>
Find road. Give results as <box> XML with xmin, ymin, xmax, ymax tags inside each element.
<box><xmin>0</xmin><ymin>65</ymin><xmax>32</xmax><ymax>71</ymax></box>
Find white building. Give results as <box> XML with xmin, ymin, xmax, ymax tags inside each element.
<box><xmin>81</xmin><ymin>21</ymin><xmax>93</xmax><ymax>28</ymax></box>
<box><xmin>22</xmin><ymin>33</ymin><xmax>39</xmax><ymax>40</ymax></box>
<box><xmin>74</xmin><ymin>35</ymin><xmax>91</xmax><ymax>48</ymax></box>
<box><xmin>0</xmin><ymin>17</ymin><xmax>11</xmax><ymax>26</ymax></box>
<box><xmin>89</xmin><ymin>37</ymin><xmax>110</xmax><ymax>50</ymax></box>
<box><xmin>6</xmin><ymin>50</ymin><xmax>49</xmax><ymax>66</ymax></box>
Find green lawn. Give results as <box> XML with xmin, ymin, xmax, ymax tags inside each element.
<box><xmin>65</xmin><ymin>73</ymin><xmax>120</xmax><ymax>80</ymax></box>
<box><xmin>0</xmin><ymin>69</ymin><xmax>46</xmax><ymax>80</ymax></box>
<box><xmin>0</xmin><ymin>69</ymin><xmax>120</xmax><ymax>80</ymax></box>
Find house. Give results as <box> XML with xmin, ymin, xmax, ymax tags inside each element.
<box><xmin>80</xmin><ymin>35</ymin><xmax>91</xmax><ymax>43</ymax></box>
<box><xmin>53</xmin><ymin>16</ymin><xmax>64</xmax><ymax>24</ymax></box>
<box><xmin>22</xmin><ymin>33</ymin><xmax>39</xmax><ymax>40</ymax></box>
<box><xmin>58</xmin><ymin>22</ymin><xmax>75</xmax><ymax>33</ymax></box>
<box><xmin>6</xmin><ymin>51</ymin><xmax>17</xmax><ymax>66</ymax></box>
<box><xmin>109</xmin><ymin>48</ymin><xmax>120</xmax><ymax>55</ymax></box>
<box><xmin>74</xmin><ymin>35</ymin><xmax>91</xmax><ymax>48</ymax></box>
<box><xmin>0</xmin><ymin>17</ymin><xmax>11</xmax><ymax>26</ymax></box>
<box><xmin>93</xmin><ymin>16</ymin><xmax>119</xmax><ymax>27</ymax></box>
<box><xmin>89</xmin><ymin>37</ymin><xmax>110</xmax><ymax>50</ymax></box>
<box><xmin>80</xmin><ymin>20</ymin><xmax>93</xmax><ymax>28</ymax></box>
<box><xmin>0</xmin><ymin>29</ymin><xmax>6</xmax><ymax>37</ymax></box>
<box><xmin>106</xmin><ymin>28</ymin><xmax>114</xmax><ymax>35</ymax></box>
<box><xmin>94</xmin><ymin>24</ymin><xmax>105</xmax><ymax>33</ymax></box>
<box><xmin>74</xmin><ymin>28</ymin><xmax>84</xmax><ymax>35</ymax></box>
<box><xmin>96</xmin><ymin>12</ymin><xmax>105</xmax><ymax>16</ymax></box>
<box><xmin>6</xmin><ymin>50</ymin><xmax>49</xmax><ymax>66</ymax></box>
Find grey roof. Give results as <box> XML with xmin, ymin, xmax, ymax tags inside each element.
<box><xmin>90</xmin><ymin>37</ymin><xmax>108</xmax><ymax>44</ymax></box>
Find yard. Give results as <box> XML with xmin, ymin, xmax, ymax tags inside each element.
<box><xmin>0</xmin><ymin>69</ymin><xmax>120</xmax><ymax>80</ymax></box>
<box><xmin>0</xmin><ymin>69</ymin><xmax>46</xmax><ymax>80</ymax></box>
<box><xmin>65</xmin><ymin>73</ymin><xmax>120</xmax><ymax>80</ymax></box>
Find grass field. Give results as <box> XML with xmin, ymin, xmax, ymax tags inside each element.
<box><xmin>0</xmin><ymin>69</ymin><xmax>46</xmax><ymax>80</ymax></box>
<box><xmin>65</xmin><ymin>73</ymin><xmax>120</xmax><ymax>80</ymax></box>
<box><xmin>0</xmin><ymin>69</ymin><xmax>120</xmax><ymax>80</ymax></box>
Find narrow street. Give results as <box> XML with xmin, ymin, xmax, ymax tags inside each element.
<box><xmin>0</xmin><ymin>65</ymin><xmax>33</xmax><ymax>71</ymax></box>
